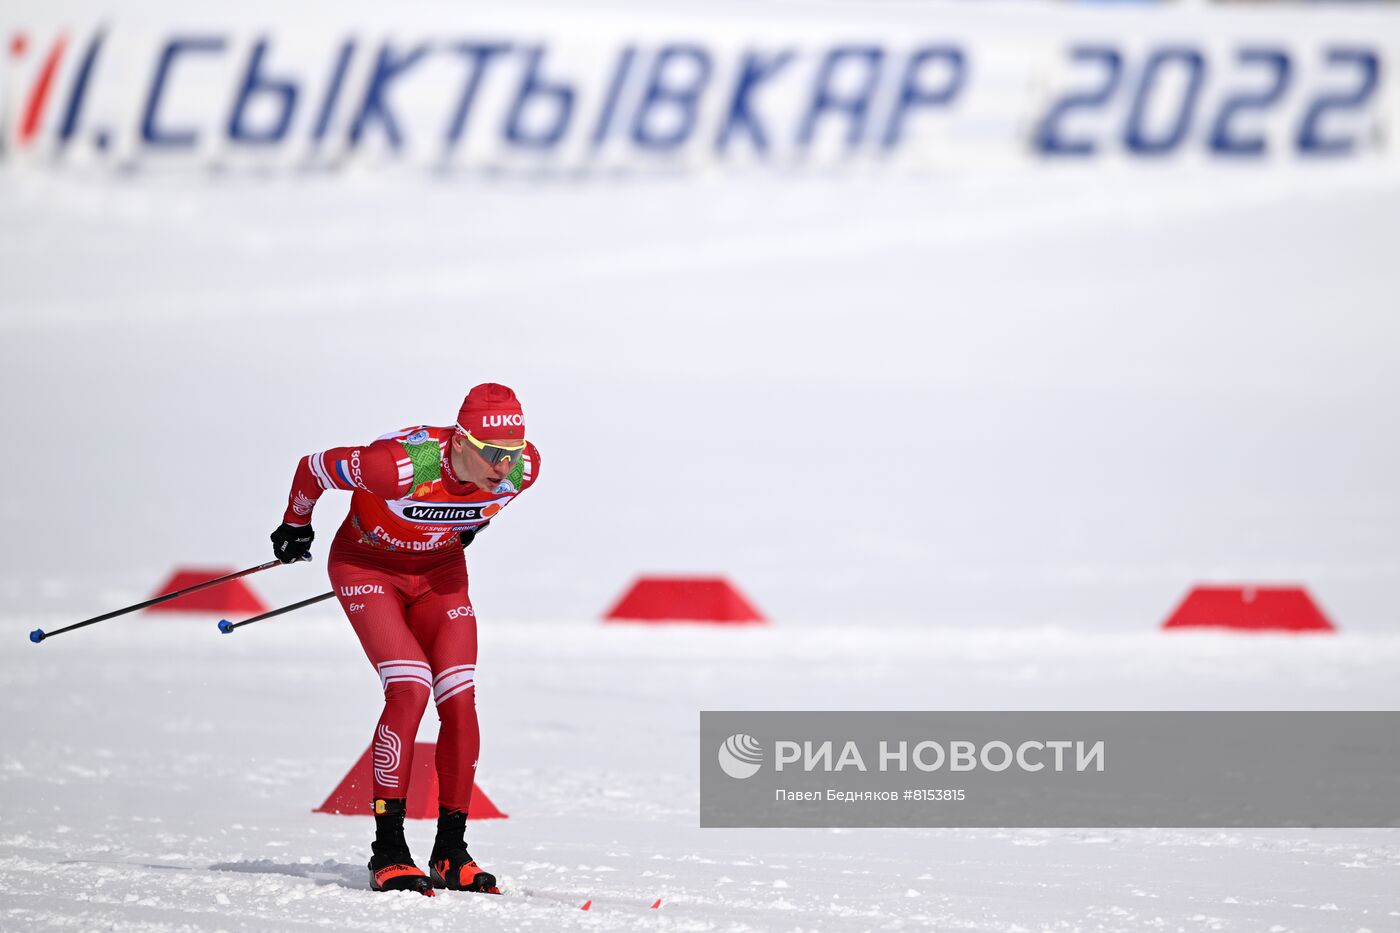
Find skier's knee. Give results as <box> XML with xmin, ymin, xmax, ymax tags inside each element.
<box><xmin>433</xmin><ymin>664</ymin><xmax>476</xmax><ymax>711</ymax></box>
<box><xmin>384</xmin><ymin>680</ymin><xmax>431</xmax><ymax>720</ymax></box>
<box><xmin>376</xmin><ymin>659</ymin><xmax>433</xmax><ymax>716</ymax></box>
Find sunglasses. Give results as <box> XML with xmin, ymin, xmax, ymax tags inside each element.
<box><xmin>463</xmin><ymin>431</ymin><xmax>526</xmax><ymax>467</ymax></box>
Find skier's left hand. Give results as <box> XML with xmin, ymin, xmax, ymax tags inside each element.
<box><xmin>459</xmin><ymin>522</ymin><xmax>490</xmax><ymax>549</ymax></box>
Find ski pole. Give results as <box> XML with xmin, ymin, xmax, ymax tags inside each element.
<box><xmin>218</xmin><ymin>591</ymin><xmax>335</xmax><ymax>634</ymax></box>
<box><xmin>219</xmin><ymin>531</ymin><xmax>479</xmax><ymax>636</ymax></box>
<box><xmin>29</xmin><ymin>557</ymin><xmax>308</xmax><ymax>645</ymax></box>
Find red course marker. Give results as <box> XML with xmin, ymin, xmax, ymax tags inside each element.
<box><xmin>603</xmin><ymin>575</ymin><xmax>766</xmax><ymax>624</ymax></box>
<box><xmin>316</xmin><ymin>741</ymin><xmax>506</xmax><ymax>819</ymax></box>
<box><xmin>1161</xmin><ymin>585</ymin><xmax>1335</xmax><ymax>633</ymax></box>
<box><xmin>144</xmin><ymin>566</ymin><xmax>270</xmax><ymax>615</ymax></box>
<box><xmin>580</xmin><ymin>899</ymin><xmax>592</xmax><ymax>911</ymax></box>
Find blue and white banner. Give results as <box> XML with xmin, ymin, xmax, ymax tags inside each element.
<box><xmin>4</xmin><ymin>5</ymin><xmax>1399</xmax><ymax>170</ymax></box>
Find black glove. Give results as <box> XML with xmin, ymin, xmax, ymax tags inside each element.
<box><xmin>271</xmin><ymin>522</ymin><xmax>314</xmax><ymax>563</ymax></box>
<box><xmin>459</xmin><ymin>522</ymin><xmax>490</xmax><ymax>549</ymax></box>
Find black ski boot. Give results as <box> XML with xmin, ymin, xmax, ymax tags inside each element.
<box><xmin>429</xmin><ymin>806</ymin><xmax>500</xmax><ymax>894</ymax></box>
<box><xmin>367</xmin><ymin>798</ymin><xmax>435</xmax><ymax>896</ymax></box>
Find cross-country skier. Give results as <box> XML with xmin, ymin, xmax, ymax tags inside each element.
<box><xmin>269</xmin><ymin>383</ymin><xmax>539</xmax><ymax>896</ymax></box>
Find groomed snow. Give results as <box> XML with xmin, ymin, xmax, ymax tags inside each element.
<box><xmin>4</xmin><ymin>615</ymin><xmax>1398</xmax><ymax>931</ymax></box>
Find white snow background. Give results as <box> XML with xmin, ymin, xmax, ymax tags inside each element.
<box><xmin>5</xmin><ymin>2</ymin><xmax>1400</xmax><ymax>930</ymax></box>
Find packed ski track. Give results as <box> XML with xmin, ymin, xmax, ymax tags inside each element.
<box><xmin>3</xmin><ymin>616</ymin><xmax>1399</xmax><ymax>932</ymax></box>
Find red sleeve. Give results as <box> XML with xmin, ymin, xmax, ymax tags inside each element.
<box><xmin>281</xmin><ymin>439</ymin><xmax>409</xmax><ymax>527</ymax></box>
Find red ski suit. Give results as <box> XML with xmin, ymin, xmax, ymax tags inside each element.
<box><xmin>282</xmin><ymin>424</ymin><xmax>540</xmax><ymax>811</ymax></box>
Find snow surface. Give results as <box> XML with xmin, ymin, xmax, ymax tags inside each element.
<box><xmin>6</xmin><ymin>3</ymin><xmax>1400</xmax><ymax>926</ymax></box>
<box><xmin>3</xmin><ymin>615</ymin><xmax>1400</xmax><ymax>932</ymax></box>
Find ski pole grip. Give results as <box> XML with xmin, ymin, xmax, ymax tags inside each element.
<box><xmin>217</xmin><ymin>619</ymin><xmax>234</xmax><ymax>635</ymax></box>
<box><xmin>29</xmin><ymin>628</ymin><xmax>45</xmax><ymax>644</ymax></box>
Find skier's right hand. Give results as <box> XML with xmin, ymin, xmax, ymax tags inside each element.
<box><xmin>271</xmin><ymin>522</ymin><xmax>314</xmax><ymax>563</ymax></box>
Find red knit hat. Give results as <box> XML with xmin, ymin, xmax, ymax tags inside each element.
<box><xmin>456</xmin><ymin>383</ymin><xmax>526</xmax><ymax>442</ymax></box>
